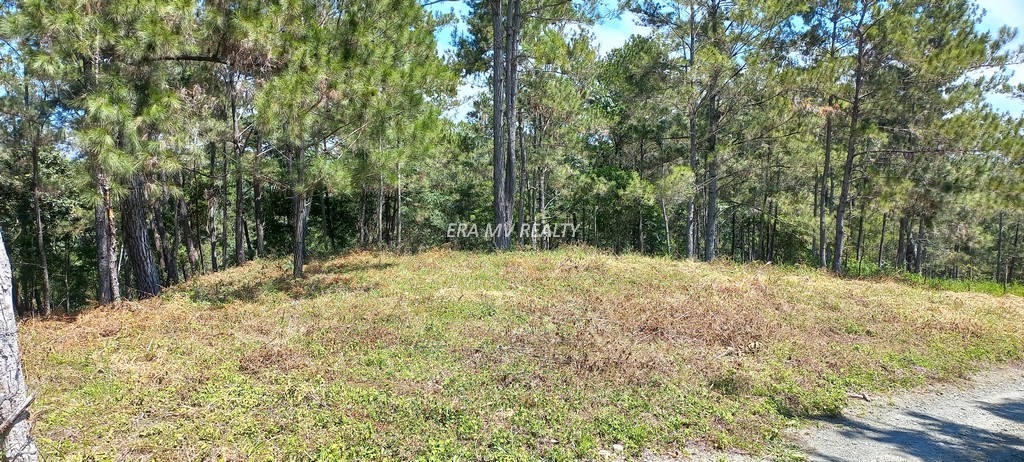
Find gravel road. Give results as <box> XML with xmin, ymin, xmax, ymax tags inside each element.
<box><xmin>797</xmin><ymin>366</ymin><xmax>1024</xmax><ymax>462</ymax></box>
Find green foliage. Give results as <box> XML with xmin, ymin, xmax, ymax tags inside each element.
<box><xmin>0</xmin><ymin>0</ymin><xmax>1020</xmax><ymax>307</ymax></box>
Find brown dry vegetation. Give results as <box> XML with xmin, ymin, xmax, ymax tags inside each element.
<box><xmin>18</xmin><ymin>248</ymin><xmax>1024</xmax><ymax>460</ymax></box>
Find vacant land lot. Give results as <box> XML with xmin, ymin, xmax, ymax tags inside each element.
<box><xmin>20</xmin><ymin>249</ymin><xmax>1024</xmax><ymax>460</ymax></box>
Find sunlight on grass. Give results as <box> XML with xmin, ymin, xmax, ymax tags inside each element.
<box><xmin>19</xmin><ymin>248</ymin><xmax>1024</xmax><ymax>460</ymax></box>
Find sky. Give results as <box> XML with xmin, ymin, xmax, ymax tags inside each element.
<box><xmin>429</xmin><ymin>0</ymin><xmax>1024</xmax><ymax>120</ymax></box>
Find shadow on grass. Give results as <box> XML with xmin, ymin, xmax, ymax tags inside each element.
<box><xmin>187</xmin><ymin>259</ymin><xmax>394</xmax><ymax>306</ymax></box>
<box><xmin>807</xmin><ymin>398</ymin><xmax>1024</xmax><ymax>461</ymax></box>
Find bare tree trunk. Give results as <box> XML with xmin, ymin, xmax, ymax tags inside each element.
<box><xmin>396</xmin><ymin>162</ymin><xmax>402</xmax><ymax>249</ymax></box>
<box><xmin>704</xmin><ymin>92</ymin><xmax>719</xmax><ymax>262</ymax></box>
<box><xmin>819</xmin><ymin>103</ymin><xmax>833</xmax><ymax>269</ymax></box>
<box><xmin>489</xmin><ymin>0</ymin><xmax>518</xmax><ymax>250</ymax></box>
<box><xmin>855</xmin><ymin>198</ymin><xmax>866</xmax><ymax>263</ymax></box>
<box><xmin>234</xmin><ymin>146</ymin><xmax>245</xmax><ymax>265</ymax></box>
<box><xmin>29</xmin><ymin>144</ymin><xmax>50</xmax><ymax>315</ymax></box>
<box><xmin>812</xmin><ymin>167</ymin><xmax>819</xmax><ymax>262</ymax></box>
<box><xmin>252</xmin><ymin>146</ymin><xmax>265</xmax><ymax>258</ymax></box>
<box><xmin>833</xmin><ymin>22</ymin><xmax>866</xmax><ymax>274</ymax></box>
<box><xmin>291</xmin><ymin>145</ymin><xmax>310</xmax><ymax>278</ymax></box>
<box><xmin>95</xmin><ymin>174</ymin><xmax>121</xmax><ymax>304</ymax></box>
<box><xmin>220</xmin><ymin>143</ymin><xmax>229</xmax><ymax>268</ymax></box>
<box><xmin>896</xmin><ymin>214</ymin><xmax>908</xmax><ymax>269</ymax></box>
<box><xmin>996</xmin><ymin>211</ymin><xmax>1005</xmax><ymax>283</ymax></box>
<box><xmin>377</xmin><ymin>171</ymin><xmax>384</xmax><ymax>245</ymax></box>
<box><xmin>516</xmin><ymin>113</ymin><xmax>528</xmax><ymax>245</ymax></box>
<box><xmin>1008</xmin><ymin>222</ymin><xmax>1020</xmax><ymax>283</ymax></box>
<box><xmin>819</xmin><ymin>12</ymin><xmax>839</xmax><ymax>269</ymax></box>
<box><xmin>661</xmin><ymin>197</ymin><xmax>671</xmax><ymax>257</ymax></box>
<box><xmin>154</xmin><ymin>178</ymin><xmax>177</xmax><ymax>285</ymax></box>
<box><xmin>914</xmin><ymin>218</ymin><xmax>925</xmax><ymax>274</ymax></box>
<box><xmin>490</xmin><ymin>0</ymin><xmax>508</xmax><ymax>250</ymax></box>
<box><xmin>540</xmin><ymin>169</ymin><xmax>548</xmax><ymax>250</ymax></box>
<box><xmin>229</xmin><ymin>70</ymin><xmax>246</xmax><ymax>266</ymax></box>
<box><xmin>122</xmin><ymin>175</ymin><xmax>161</xmax><ymax>298</ymax></box>
<box><xmin>504</xmin><ymin>0</ymin><xmax>520</xmax><ymax>248</ymax></box>
<box><xmin>703</xmin><ymin>5</ymin><xmax>721</xmax><ymax>262</ymax></box>
<box><xmin>685</xmin><ymin>3</ymin><xmax>699</xmax><ymax>260</ymax></box>
<box><xmin>909</xmin><ymin>217</ymin><xmax>917</xmax><ymax>270</ymax></box>
<box><xmin>771</xmin><ymin>202</ymin><xmax>780</xmax><ymax>263</ymax></box>
<box><xmin>0</xmin><ymin>229</ymin><xmax>39</xmax><ymax>462</ymax></box>
<box><xmin>877</xmin><ymin>212</ymin><xmax>887</xmax><ymax>269</ymax></box>
<box><xmin>168</xmin><ymin>180</ymin><xmax>183</xmax><ymax>283</ymax></box>
<box><xmin>207</xmin><ymin>145</ymin><xmax>219</xmax><ymax>272</ymax></box>
<box><xmin>177</xmin><ymin>173</ymin><xmax>200</xmax><ymax>277</ymax></box>
<box><xmin>730</xmin><ymin>211</ymin><xmax>736</xmax><ymax>259</ymax></box>
<box><xmin>358</xmin><ymin>188</ymin><xmax>368</xmax><ymax>246</ymax></box>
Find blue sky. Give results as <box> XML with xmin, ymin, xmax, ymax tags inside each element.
<box><xmin>429</xmin><ymin>0</ymin><xmax>1024</xmax><ymax>119</ymax></box>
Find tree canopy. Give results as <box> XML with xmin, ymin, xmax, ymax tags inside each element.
<box><xmin>0</xmin><ymin>0</ymin><xmax>1022</xmax><ymax>314</ymax></box>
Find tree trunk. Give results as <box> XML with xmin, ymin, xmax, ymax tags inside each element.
<box><xmin>504</xmin><ymin>0</ymin><xmax>520</xmax><ymax>247</ymax></box>
<box><xmin>896</xmin><ymin>214</ymin><xmax>908</xmax><ymax>269</ymax></box>
<box><xmin>703</xmin><ymin>92</ymin><xmax>719</xmax><ymax>262</ymax></box>
<box><xmin>905</xmin><ymin>217</ymin><xmax>915</xmax><ymax>272</ymax></box>
<box><xmin>252</xmin><ymin>140</ymin><xmax>266</xmax><ymax>258</ymax></box>
<box><xmin>540</xmin><ymin>169</ymin><xmax>548</xmax><ymax>250</ymax></box>
<box><xmin>177</xmin><ymin>173</ymin><xmax>200</xmax><ymax>278</ymax></box>
<box><xmin>877</xmin><ymin>212</ymin><xmax>887</xmax><ymax>269</ymax></box>
<box><xmin>996</xmin><ymin>211</ymin><xmax>1004</xmax><ymax>283</ymax></box>
<box><xmin>771</xmin><ymin>202</ymin><xmax>780</xmax><ymax>263</ymax></box>
<box><xmin>231</xmin><ymin>72</ymin><xmax>246</xmax><ymax>266</ymax></box>
<box><xmin>489</xmin><ymin>0</ymin><xmax>518</xmax><ymax>250</ymax></box>
<box><xmin>818</xmin><ymin>11</ymin><xmax>840</xmax><ymax>268</ymax></box>
<box><xmin>168</xmin><ymin>181</ymin><xmax>183</xmax><ymax>283</ymax></box>
<box><xmin>377</xmin><ymin>172</ymin><xmax>384</xmax><ymax>245</ymax></box>
<box><xmin>833</xmin><ymin>26</ymin><xmax>865</xmax><ymax>274</ymax></box>
<box><xmin>154</xmin><ymin>178</ymin><xmax>177</xmax><ymax>285</ymax></box>
<box><xmin>122</xmin><ymin>176</ymin><xmax>161</xmax><ymax>298</ymax></box>
<box><xmin>812</xmin><ymin>167</ymin><xmax>819</xmax><ymax>263</ymax></box>
<box><xmin>207</xmin><ymin>144</ymin><xmax>219</xmax><ymax>272</ymax></box>
<box><xmin>661</xmin><ymin>196</ymin><xmax>671</xmax><ymax>257</ymax></box>
<box><xmin>516</xmin><ymin>113</ymin><xmax>528</xmax><ymax>245</ymax></box>
<box><xmin>491</xmin><ymin>0</ymin><xmax>509</xmax><ymax>250</ymax></box>
<box><xmin>95</xmin><ymin>174</ymin><xmax>121</xmax><ymax>304</ymax></box>
<box><xmin>396</xmin><ymin>162</ymin><xmax>402</xmax><ymax>249</ymax></box>
<box><xmin>819</xmin><ymin>102</ymin><xmax>833</xmax><ymax>269</ymax></box>
<box><xmin>855</xmin><ymin>198</ymin><xmax>866</xmax><ymax>263</ymax></box>
<box><xmin>358</xmin><ymin>188</ymin><xmax>368</xmax><ymax>246</ymax></box>
<box><xmin>1008</xmin><ymin>222</ymin><xmax>1020</xmax><ymax>283</ymax></box>
<box><xmin>685</xmin><ymin>4</ymin><xmax>699</xmax><ymax>260</ymax></box>
<box><xmin>292</xmin><ymin>146</ymin><xmax>310</xmax><ymax>278</ymax></box>
<box><xmin>234</xmin><ymin>151</ymin><xmax>245</xmax><ymax>265</ymax></box>
<box><xmin>730</xmin><ymin>211</ymin><xmax>736</xmax><ymax>259</ymax></box>
<box><xmin>29</xmin><ymin>144</ymin><xmax>50</xmax><ymax>315</ymax></box>
<box><xmin>220</xmin><ymin>143</ymin><xmax>229</xmax><ymax>268</ymax></box>
<box><xmin>913</xmin><ymin>218</ymin><xmax>925</xmax><ymax>274</ymax></box>
<box><xmin>0</xmin><ymin>229</ymin><xmax>39</xmax><ymax>461</ymax></box>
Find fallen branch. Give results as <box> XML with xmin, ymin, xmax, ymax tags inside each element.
<box><xmin>0</xmin><ymin>393</ymin><xmax>35</xmax><ymax>436</ymax></box>
<box><xmin>847</xmin><ymin>391</ymin><xmax>872</xmax><ymax>402</ymax></box>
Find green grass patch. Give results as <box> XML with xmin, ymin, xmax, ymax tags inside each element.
<box><xmin>19</xmin><ymin>249</ymin><xmax>1024</xmax><ymax>460</ymax></box>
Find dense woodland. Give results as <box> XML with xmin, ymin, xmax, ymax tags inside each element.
<box><xmin>0</xmin><ymin>0</ymin><xmax>1022</xmax><ymax>315</ymax></box>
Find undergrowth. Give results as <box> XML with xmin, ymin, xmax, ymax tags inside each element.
<box><xmin>19</xmin><ymin>248</ymin><xmax>1024</xmax><ymax>460</ymax></box>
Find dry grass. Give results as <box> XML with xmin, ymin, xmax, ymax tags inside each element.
<box><xmin>19</xmin><ymin>248</ymin><xmax>1024</xmax><ymax>460</ymax></box>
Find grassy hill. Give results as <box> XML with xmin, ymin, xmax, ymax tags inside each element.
<box><xmin>20</xmin><ymin>249</ymin><xmax>1024</xmax><ymax>460</ymax></box>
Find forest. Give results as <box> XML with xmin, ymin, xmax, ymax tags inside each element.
<box><xmin>1</xmin><ymin>0</ymin><xmax>1023</xmax><ymax>315</ymax></box>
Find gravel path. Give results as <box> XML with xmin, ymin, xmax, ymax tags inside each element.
<box><xmin>796</xmin><ymin>366</ymin><xmax>1024</xmax><ymax>462</ymax></box>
